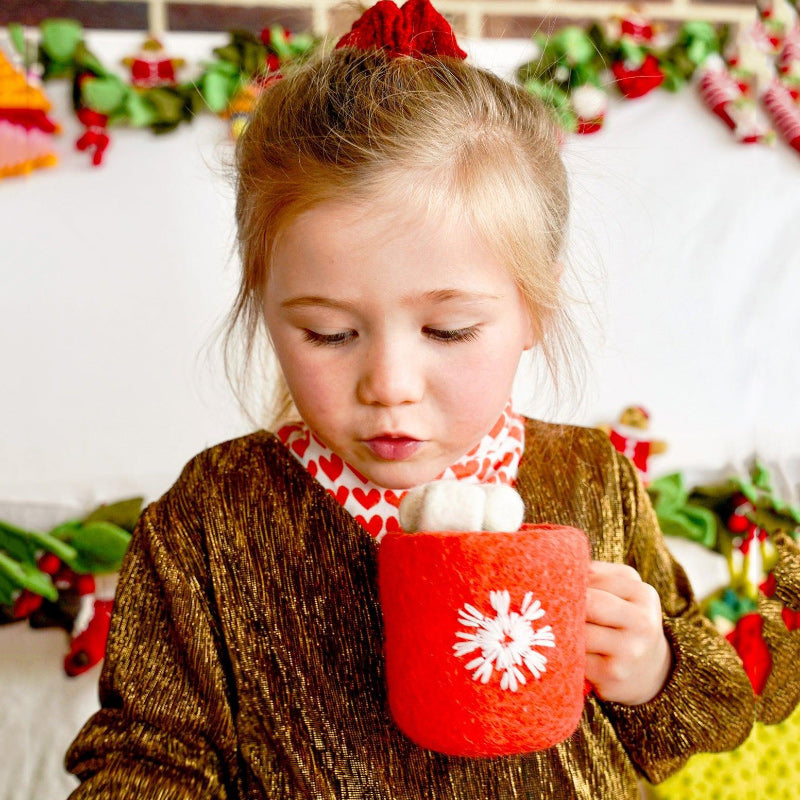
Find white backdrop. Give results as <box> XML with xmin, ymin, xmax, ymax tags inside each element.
<box><xmin>2</xmin><ymin>33</ymin><xmax>799</xmax><ymax>511</ymax></box>
<box><xmin>1</xmin><ymin>31</ymin><xmax>799</xmax><ymax>800</ymax></box>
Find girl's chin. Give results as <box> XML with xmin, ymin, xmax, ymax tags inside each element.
<box><xmin>355</xmin><ymin>460</ymin><xmax>447</xmax><ymax>491</ymax></box>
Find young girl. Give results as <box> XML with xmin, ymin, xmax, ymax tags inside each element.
<box><xmin>65</xmin><ymin>1</ymin><xmax>791</xmax><ymax>796</ymax></box>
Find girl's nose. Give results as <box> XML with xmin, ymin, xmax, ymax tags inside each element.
<box><xmin>356</xmin><ymin>338</ymin><xmax>424</xmax><ymax>407</ymax></box>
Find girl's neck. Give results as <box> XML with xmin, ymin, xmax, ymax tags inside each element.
<box><xmin>276</xmin><ymin>403</ymin><xmax>525</xmax><ymax>542</ymax></box>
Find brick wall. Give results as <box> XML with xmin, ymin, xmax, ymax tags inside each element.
<box><xmin>1</xmin><ymin>0</ymin><xmax>756</xmax><ymax>39</ymax></box>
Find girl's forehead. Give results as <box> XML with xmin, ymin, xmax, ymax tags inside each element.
<box><xmin>271</xmin><ymin>196</ymin><xmax>518</xmax><ymax>300</ymax></box>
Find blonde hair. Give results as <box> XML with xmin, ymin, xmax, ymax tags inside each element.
<box><xmin>225</xmin><ymin>47</ymin><xmax>580</xmax><ymax>429</ymax></box>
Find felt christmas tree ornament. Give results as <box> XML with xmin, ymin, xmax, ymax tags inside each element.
<box><xmin>0</xmin><ymin>47</ymin><xmax>59</xmax><ymax>179</ymax></box>
<box><xmin>379</xmin><ymin>482</ymin><xmax>590</xmax><ymax>757</ymax></box>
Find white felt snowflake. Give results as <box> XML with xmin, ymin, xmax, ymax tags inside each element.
<box><xmin>453</xmin><ymin>590</ymin><xmax>555</xmax><ymax>692</ymax></box>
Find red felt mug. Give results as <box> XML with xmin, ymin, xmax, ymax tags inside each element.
<box><xmin>378</xmin><ymin>523</ymin><xmax>590</xmax><ymax>757</ymax></box>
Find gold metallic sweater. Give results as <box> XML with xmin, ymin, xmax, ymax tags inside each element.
<box><xmin>67</xmin><ymin>420</ymin><xmax>774</xmax><ymax>799</ymax></box>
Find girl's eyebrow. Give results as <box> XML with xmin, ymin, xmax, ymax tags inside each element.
<box><xmin>280</xmin><ymin>289</ymin><xmax>501</xmax><ymax>310</ymax></box>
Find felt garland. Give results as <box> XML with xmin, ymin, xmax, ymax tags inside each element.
<box><xmin>516</xmin><ymin>2</ymin><xmax>800</xmax><ymax>158</ymax></box>
<box><xmin>1</xmin><ymin>18</ymin><xmax>316</xmax><ymax>168</ymax></box>
<box><xmin>0</xmin><ymin>497</ymin><xmax>142</xmax><ymax>676</ymax></box>
<box><xmin>3</xmin><ymin>5</ymin><xmax>800</xmax><ymax>174</ymax></box>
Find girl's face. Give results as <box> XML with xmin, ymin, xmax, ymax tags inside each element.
<box><xmin>263</xmin><ymin>195</ymin><xmax>536</xmax><ymax>489</ymax></box>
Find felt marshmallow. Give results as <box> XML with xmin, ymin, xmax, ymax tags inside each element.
<box><xmin>482</xmin><ymin>483</ymin><xmax>526</xmax><ymax>532</ymax></box>
<box><xmin>399</xmin><ymin>480</ymin><xmax>526</xmax><ymax>534</ymax></box>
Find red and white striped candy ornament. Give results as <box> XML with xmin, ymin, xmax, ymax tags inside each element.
<box><xmin>762</xmin><ymin>77</ymin><xmax>800</xmax><ymax>151</ymax></box>
<box><xmin>696</xmin><ymin>55</ymin><xmax>772</xmax><ymax>143</ymax></box>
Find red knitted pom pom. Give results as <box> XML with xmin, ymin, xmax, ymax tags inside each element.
<box><xmin>335</xmin><ymin>0</ymin><xmax>467</xmax><ymax>60</ymax></box>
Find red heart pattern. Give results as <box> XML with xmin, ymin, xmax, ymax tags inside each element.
<box><xmin>276</xmin><ymin>402</ymin><xmax>524</xmax><ymax>542</ymax></box>
<box><xmin>353</xmin><ymin>487</ymin><xmax>381</xmax><ymax>510</ymax></box>
<box><xmin>320</xmin><ymin>453</ymin><xmax>344</xmax><ymax>481</ymax></box>
<box><xmin>356</xmin><ymin>514</ymin><xmax>384</xmax><ymax>538</ymax></box>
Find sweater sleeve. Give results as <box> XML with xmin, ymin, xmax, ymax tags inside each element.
<box><xmin>755</xmin><ymin>530</ymin><xmax>800</xmax><ymax>724</ymax></box>
<box><xmin>599</xmin><ymin>451</ymin><xmax>755</xmax><ymax>785</ymax></box>
<box><xmin>64</xmin><ymin>456</ymin><xmax>238</xmax><ymax>798</ymax></box>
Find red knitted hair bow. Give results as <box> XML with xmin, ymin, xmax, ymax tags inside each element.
<box><xmin>335</xmin><ymin>0</ymin><xmax>467</xmax><ymax>60</ymax></box>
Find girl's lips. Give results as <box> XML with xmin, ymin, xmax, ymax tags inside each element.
<box><xmin>364</xmin><ymin>436</ymin><xmax>422</xmax><ymax>461</ymax></box>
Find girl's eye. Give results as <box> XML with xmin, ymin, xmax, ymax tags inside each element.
<box><xmin>423</xmin><ymin>326</ymin><xmax>481</xmax><ymax>343</ymax></box>
<box><xmin>302</xmin><ymin>329</ymin><xmax>357</xmax><ymax>347</ymax></box>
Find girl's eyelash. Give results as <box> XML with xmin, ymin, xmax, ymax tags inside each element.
<box><xmin>423</xmin><ymin>326</ymin><xmax>480</xmax><ymax>343</ymax></box>
<box><xmin>302</xmin><ymin>329</ymin><xmax>356</xmax><ymax>347</ymax></box>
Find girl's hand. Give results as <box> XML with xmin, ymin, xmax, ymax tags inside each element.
<box><xmin>585</xmin><ymin>561</ymin><xmax>672</xmax><ymax>706</ymax></box>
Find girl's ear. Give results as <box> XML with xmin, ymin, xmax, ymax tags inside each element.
<box><xmin>523</xmin><ymin>313</ymin><xmax>538</xmax><ymax>351</ymax></box>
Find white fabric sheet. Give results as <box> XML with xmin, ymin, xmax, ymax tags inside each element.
<box><xmin>0</xmin><ymin>31</ymin><xmax>798</xmax><ymax>800</ymax></box>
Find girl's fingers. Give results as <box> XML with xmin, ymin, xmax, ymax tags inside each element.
<box><xmin>588</xmin><ymin>560</ymin><xmax>643</xmax><ymax>599</ymax></box>
<box><xmin>585</xmin><ymin>621</ymin><xmax>621</xmax><ymax>656</ymax></box>
<box><xmin>585</xmin><ymin>587</ymin><xmax>631</xmax><ymax>629</ymax></box>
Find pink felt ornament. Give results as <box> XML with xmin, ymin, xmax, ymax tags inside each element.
<box><xmin>697</xmin><ymin>56</ymin><xmax>772</xmax><ymax>143</ymax></box>
<box><xmin>762</xmin><ymin>76</ymin><xmax>800</xmax><ymax>151</ymax></box>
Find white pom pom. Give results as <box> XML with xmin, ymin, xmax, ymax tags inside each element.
<box><xmin>398</xmin><ymin>486</ymin><xmax>426</xmax><ymax>532</ymax></box>
<box><xmin>417</xmin><ymin>481</ymin><xmax>485</xmax><ymax>532</ymax></box>
<box><xmin>482</xmin><ymin>484</ymin><xmax>525</xmax><ymax>532</ymax></box>
<box><xmin>571</xmin><ymin>84</ymin><xmax>607</xmax><ymax>120</ymax></box>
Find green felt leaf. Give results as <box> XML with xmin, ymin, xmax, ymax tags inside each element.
<box><xmin>658</xmin><ymin>507</ymin><xmax>717</xmax><ymax>548</ymax></box>
<box><xmin>267</xmin><ymin>25</ymin><xmax>292</xmax><ymax>60</ymax></box>
<box><xmin>0</xmin><ymin>520</ymin><xmax>37</xmax><ymax>563</ymax></box>
<box><xmin>752</xmin><ymin>461</ymin><xmax>772</xmax><ymax>491</ymax></box>
<box><xmin>554</xmin><ymin>27</ymin><xmax>596</xmax><ymax>65</ymax></box>
<box><xmin>0</xmin><ymin>552</ymin><xmax>58</xmax><ymax>601</ymax></box>
<box><xmin>142</xmin><ymin>87</ymin><xmax>186</xmax><ymax>124</ymax></box>
<box><xmin>8</xmin><ymin>23</ymin><xmax>25</xmax><ymax>57</ymax></box>
<box><xmin>125</xmin><ymin>91</ymin><xmax>157</xmax><ymax>127</ymax></box>
<box><xmin>659</xmin><ymin>64</ymin><xmax>686</xmax><ymax>93</ymax></box>
<box><xmin>0</xmin><ymin>573</ymin><xmax>18</xmax><ymax>606</ymax></box>
<box><xmin>68</xmin><ymin>522</ymin><xmax>131</xmax><ymax>572</ymax></box>
<box><xmin>649</xmin><ymin>472</ymin><xmax>687</xmax><ymax>514</ymax></box>
<box><xmin>213</xmin><ymin>44</ymin><xmax>243</xmax><ymax>66</ymax></box>
<box><xmin>202</xmin><ymin>70</ymin><xmax>237</xmax><ymax>113</ymax></box>
<box><xmin>73</xmin><ymin>41</ymin><xmax>107</xmax><ymax>77</ymax></box>
<box><xmin>83</xmin><ymin>497</ymin><xmax>144</xmax><ymax>532</ymax></box>
<box><xmin>0</xmin><ymin>520</ymin><xmax>76</xmax><ymax>564</ymax></box>
<box><xmin>82</xmin><ymin>75</ymin><xmax>129</xmax><ymax>114</ymax></box>
<box><xmin>289</xmin><ymin>33</ymin><xmax>315</xmax><ymax>54</ymax></box>
<box><xmin>619</xmin><ymin>38</ymin><xmax>646</xmax><ymax>66</ymax></box>
<box><xmin>40</xmin><ymin>18</ymin><xmax>84</xmax><ymax>64</ymax></box>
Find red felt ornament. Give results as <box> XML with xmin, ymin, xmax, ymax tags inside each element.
<box><xmin>335</xmin><ymin>0</ymin><xmax>467</xmax><ymax>60</ymax></box>
<box><xmin>726</xmin><ymin>611</ymin><xmax>772</xmax><ymax>694</ymax></box>
<box><xmin>782</xmin><ymin>606</ymin><xmax>800</xmax><ymax>631</ymax></box>
<box><xmin>64</xmin><ymin>598</ymin><xmax>113</xmax><ymax>676</ymax></box>
<box><xmin>612</xmin><ymin>53</ymin><xmax>664</xmax><ymax>98</ymax></box>
<box><xmin>75</xmin><ymin>107</ymin><xmax>110</xmax><ymax>166</ymax></box>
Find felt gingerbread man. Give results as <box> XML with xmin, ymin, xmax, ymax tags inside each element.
<box><xmin>600</xmin><ymin>406</ymin><xmax>667</xmax><ymax>484</ymax></box>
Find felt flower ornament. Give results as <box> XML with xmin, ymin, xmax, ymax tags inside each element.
<box><xmin>335</xmin><ymin>0</ymin><xmax>467</xmax><ymax>60</ymax></box>
<box><xmin>453</xmin><ymin>589</ymin><xmax>555</xmax><ymax>692</ymax></box>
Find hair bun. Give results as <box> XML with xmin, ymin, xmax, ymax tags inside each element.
<box><xmin>335</xmin><ymin>0</ymin><xmax>467</xmax><ymax>60</ymax></box>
